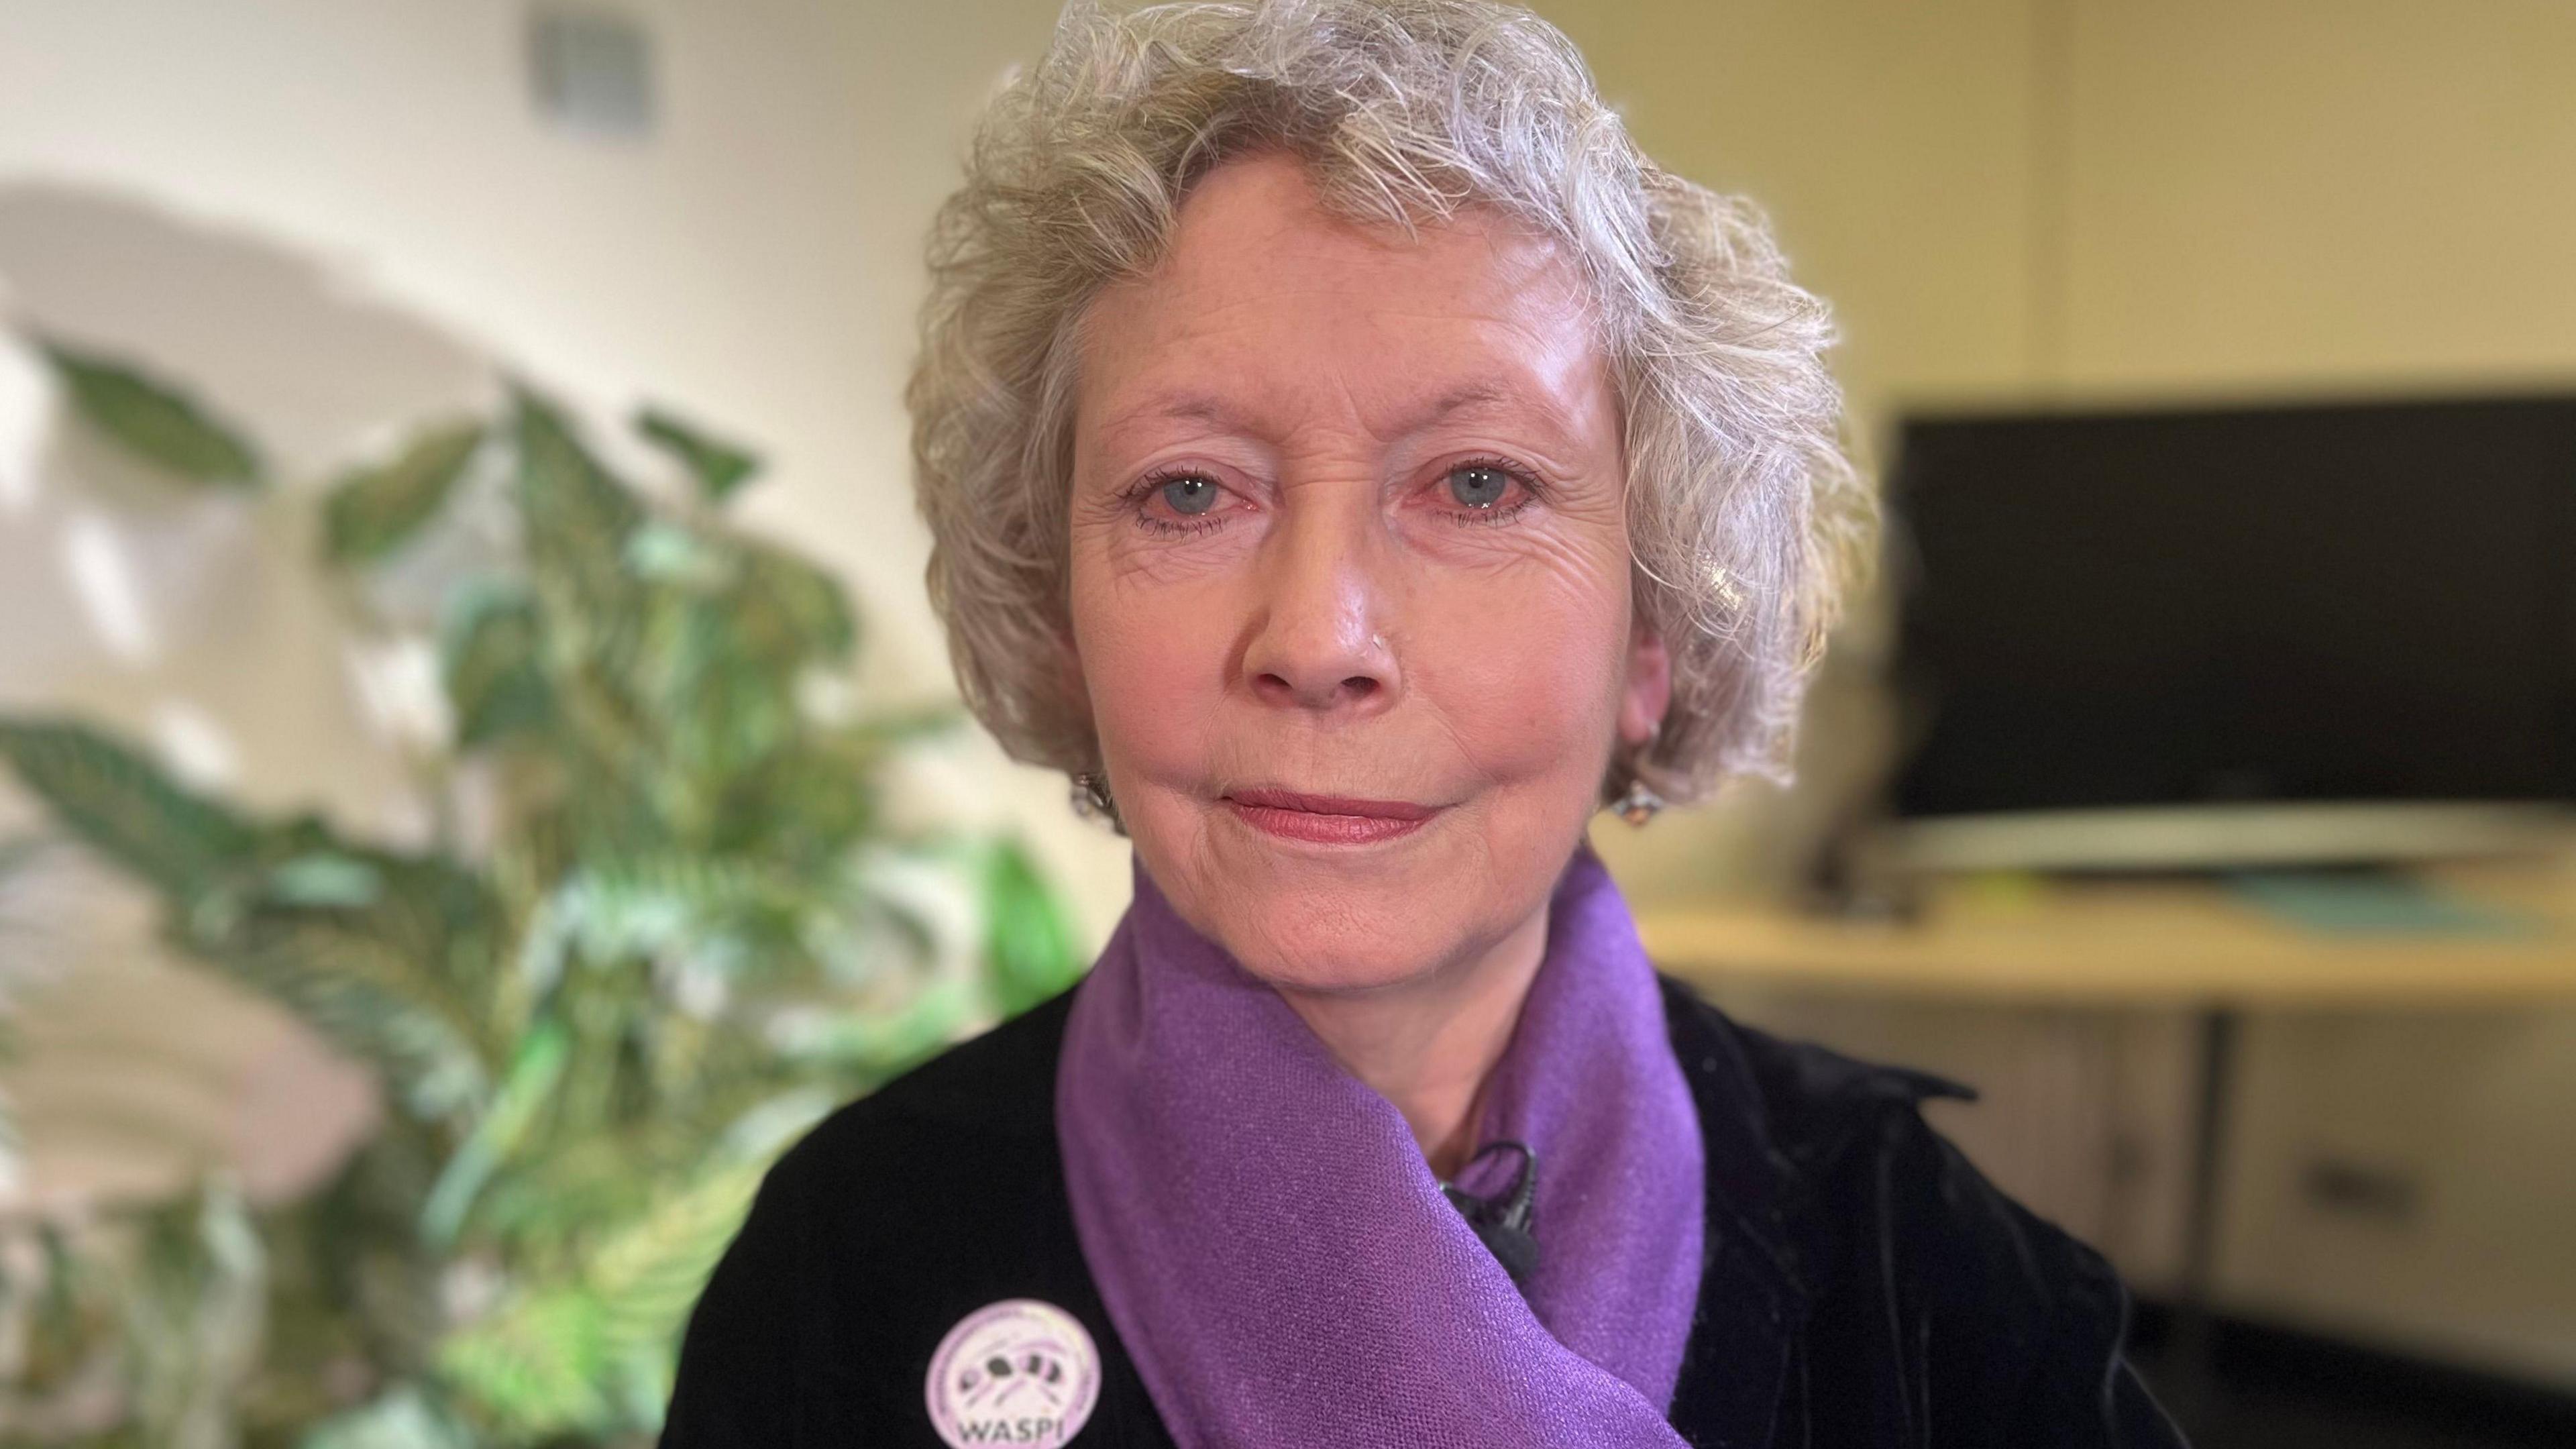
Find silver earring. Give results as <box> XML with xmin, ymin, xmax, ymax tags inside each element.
<box><xmin>1613</xmin><ymin>780</ymin><xmax>1665</xmax><ymax>827</ymax></box>
<box><xmin>1070</xmin><ymin>770</ymin><xmax>1118</xmax><ymax>824</ymax></box>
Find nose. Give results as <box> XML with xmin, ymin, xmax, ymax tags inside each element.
<box><xmin>1239</xmin><ymin>496</ymin><xmax>1400</xmax><ymax>716</ymax></box>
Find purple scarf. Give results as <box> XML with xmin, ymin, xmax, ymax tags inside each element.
<box><xmin>1055</xmin><ymin>843</ymin><xmax>1706</xmax><ymax>1447</ymax></box>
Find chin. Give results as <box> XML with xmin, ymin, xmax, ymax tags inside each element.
<box><xmin>1214</xmin><ymin>885</ymin><xmax>1467</xmax><ymax>996</ymax></box>
<box><xmin>1156</xmin><ymin>819</ymin><xmax>1540</xmax><ymax>996</ymax></box>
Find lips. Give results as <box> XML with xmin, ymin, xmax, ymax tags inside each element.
<box><xmin>1221</xmin><ymin>788</ymin><xmax>1439</xmax><ymax>845</ymax></box>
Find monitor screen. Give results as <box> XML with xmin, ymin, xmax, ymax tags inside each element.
<box><xmin>1888</xmin><ymin>397</ymin><xmax>2576</xmax><ymax>820</ymax></box>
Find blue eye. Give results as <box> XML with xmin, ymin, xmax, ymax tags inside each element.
<box><xmin>1159</xmin><ymin>476</ymin><xmax>1220</xmax><ymax>515</ymax></box>
<box><xmin>1448</xmin><ymin>464</ymin><xmax>1512</xmax><ymax>509</ymax></box>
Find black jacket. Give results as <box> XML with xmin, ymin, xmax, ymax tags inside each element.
<box><xmin>663</xmin><ymin>973</ymin><xmax>2186</xmax><ymax>1448</ymax></box>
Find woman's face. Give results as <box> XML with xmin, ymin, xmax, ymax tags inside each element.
<box><xmin>1067</xmin><ymin>152</ymin><xmax>1669</xmax><ymax>993</ymax></box>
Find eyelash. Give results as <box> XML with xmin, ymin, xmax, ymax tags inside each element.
<box><xmin>1124</xmin><ymin>465</ymin><xmax>1236</xmax><ymax>537</ymax></box>
<box><xmin>1442</xmin><ymin>454</ymin><xmax>1542</xmax><ymax>527</ymax></box>
<box><xmin>1120</xmin><ymin>455</ymin><xmax>1544</xmax><ymax>535</ymax></box>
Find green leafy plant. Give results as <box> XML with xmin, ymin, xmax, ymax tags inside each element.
<box><xmin>0</xmin><ymin>345</ymin><xmax>1083</xmax><ymax>1447</ymax></box>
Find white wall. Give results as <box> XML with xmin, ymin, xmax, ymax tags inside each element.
<box><xmin>0</xmin><ymin>0</ymin><xmax>1138</xmax><ymax>1207</ymax></box>
<box><xmin>0</xmin><ymin>0</ymin><xmax>1138</xmax><ymax>904</ymax></box>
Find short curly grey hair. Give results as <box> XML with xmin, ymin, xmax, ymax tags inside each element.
<box><xmin>908</xmin><ymin>0</ymin><xmax>1868</xmax><ymax>806</ymax></box>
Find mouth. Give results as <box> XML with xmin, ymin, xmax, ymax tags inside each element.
<box><xmin>1220</xmin><ymin>788</ymin><xmax>1440</xmax><ymax>846</ymax></box>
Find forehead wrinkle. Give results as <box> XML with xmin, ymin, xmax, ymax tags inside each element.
<box><xmin>1082</xmin><ymin>269</ymin><xmax>1609</xmax><ymax>465</ymax></box>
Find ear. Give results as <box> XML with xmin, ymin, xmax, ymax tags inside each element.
<box><xmin>1618</xmin><ymin>616</ymin><xmax>1672</xmax><ymax>749</ymax></box>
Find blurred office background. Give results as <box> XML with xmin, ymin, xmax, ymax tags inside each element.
<box><xmin>0</xmin><ymin>2</ymin><xmax>2569</xmax><ymax>1446</ymax></box>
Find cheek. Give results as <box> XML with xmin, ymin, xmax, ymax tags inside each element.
<box><xmin>1407</xmin><ymin>543</ymin><xmax>1632</xmax><ymax>779</ymax></box>
<box><xmin>1067</xmin><ymin>556</ymin><xmax>1235</xmax><ymax>775</ymax></box>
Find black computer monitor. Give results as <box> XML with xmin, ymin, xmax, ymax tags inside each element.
<box><xmin>1886</xmin><ymin>396</ymin><xmax>2576</xmax><ymax>867</ymax></box>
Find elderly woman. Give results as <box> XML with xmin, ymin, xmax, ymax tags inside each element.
<box><xmin>665</xmin><ymin>2</ymin><xmax>2181</xmax><ymax>1446</ymax></box>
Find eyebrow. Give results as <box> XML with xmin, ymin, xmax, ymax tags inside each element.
<box><xmin>1094</xmin><ymin>378</ymin><xmax>1584</xmax><ymax>451</ymax></box>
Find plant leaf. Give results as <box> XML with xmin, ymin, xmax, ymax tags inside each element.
<box><xmin>119</xmin><ymin>1181</ymin><xmax>270</xmax><ymax>1447</ymax></box>
<box><xmin>0</xmin><ymin>718</ymin><xmax>499</xmax><ymax>1121</ymax></box>
<box><xmin>265</xmin><ymin>850</ymin><xmax>385</xmax><ymax>908</ymax></box>
<box><xmin>298</xmin><ymin>1385</ymin><xmax>475</xmax><ymax>1449</ymax></box>
<box><xmin>0</xmin><ymin>717</ymin><xmax>261</xmax><ymax>900</ymax></box>
<box><xmin>40</xmin><ymin>339</ymin><xmax>262</xmax><ymax>488</ymax></box>
<box><xmin>732</xmin><ymin>540</ymin><xmax>857</xmax><ymax>666</ymax></box>
<box><xmin>419</xmin><ymin>1020</ymin><xmax>570</xmax><ymax>1247</ymax></box>
<box><xmin>441</xmin><ymin>582</ymin><xmax>551</xmax><ymax>749</ymax></box>
<box><xmin>635</xmin><ymin>406</ymin><xmax>761</xmax><ymax>505</ymax></box>
<box><xmin>324</xmin><ymin>421</ymin><xmax>484</xmax><ymax>565</ymax></box>
<box><xmin>194</xmin><ymin>888</ymin><xmax>497</xmax><ymax>1123</ymax></box>
<box><xmin>437</xmin><ymin>1163</ymin><xmax>761</xmax><ymax>1440</ymax></box>
<box><xmin>981</xmin><ymin>838</ymin><xmax>1085</xmax><ymax>1015</ymax></box>
<box><xmin>514</xmin><ymin>387</ymin><xmax>643</xmax><ymax>602</ymax></box>
<box><xmin>435</xmin><ymin>1291</ymin><xmax>614</xmax><ymax>1439</ymax></box>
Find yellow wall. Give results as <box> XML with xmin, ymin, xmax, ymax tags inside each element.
<box><xmin>2059</xmin><ymin>0</ymin><xmax>2576</xmax><ymax>394</ymax></box>
<box><xmin>1548</xmin><ymin>0</ymin><xmax>2043</xmax><ymax>421</ymax></box>
<box><xmin>1551</xmin><ymin>0</ymin><xmax>2576</xmax><ymax>902</ymax></box>
<box><xmin>1558</xmin><ymin>0</ymin><xmax>2576</xmax><ymax>416</ymax></box>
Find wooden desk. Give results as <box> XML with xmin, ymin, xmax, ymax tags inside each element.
<box><xmin>1638</xmin><ymin>853</ymin><xmax>2576</xmax><ymax>1009</ymax></box>
<box><xmin>1637</xmin><ymin>853</ymin><xmax>2576</xmax><ymax>1411</ymax></box>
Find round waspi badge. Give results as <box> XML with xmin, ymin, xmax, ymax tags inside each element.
<box><xmin>924</xmin><ymin>1298</ymin><xmax>1102</xmax><ymax>1446</ymax></box>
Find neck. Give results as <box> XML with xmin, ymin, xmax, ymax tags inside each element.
<box><xmin>1274</xmin><ymin>903</ymin><xmax>1552</xmax><ymax>1180</ymax></box>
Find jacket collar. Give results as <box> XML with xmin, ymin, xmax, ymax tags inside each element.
<box><xmin>1652</xmin><ymin>974</ymin><xmax>1978</xmax><ymax>1447</ymax></box>
<box><xmin>1658</xmin><ymin>974</ymin><xmax>1809</xmax><ymax>1447</ymax></box>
